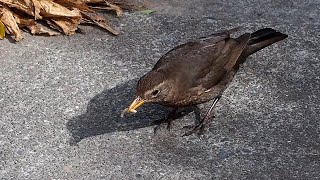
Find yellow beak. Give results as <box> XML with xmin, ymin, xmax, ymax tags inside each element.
<box><xmin>128</xmin><ymin>96</ymin><xmax>145</xmax><ymax>113</ymax></box>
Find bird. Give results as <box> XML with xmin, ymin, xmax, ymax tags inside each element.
<box><xmin>122</xmin><ymin>27</ymin><xmax>288</xmax><ymax>136</ymax></box>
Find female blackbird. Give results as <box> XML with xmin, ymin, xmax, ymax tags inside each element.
<box><xmin>123</xmin><ymin>27</ymin><xmax>287</xmax><ymax>136</ymax></box>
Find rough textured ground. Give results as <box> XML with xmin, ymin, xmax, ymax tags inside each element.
<box><xmin>1</xmin><ymin>0</ymin><xmax>319</xmax><ymax>179</ymax></box>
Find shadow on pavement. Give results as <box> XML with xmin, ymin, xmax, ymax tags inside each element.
<box><xmin>66</xmin><ymin>79</ymin><xmax>171</xmax><ymax>144</ymax></box>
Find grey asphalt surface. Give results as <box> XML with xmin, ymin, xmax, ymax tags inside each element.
<box><xmin>1</xmin><ymin>0</ymin><xmax>319</xmax><ymax>179</ymax></box>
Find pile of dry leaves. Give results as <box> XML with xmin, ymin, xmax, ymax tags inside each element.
<box><xmin>0</xmin><ymin>0</ymin><xmax>141</xmax><ymax>41</ymax></box>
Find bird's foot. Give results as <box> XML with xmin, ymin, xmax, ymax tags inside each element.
<box><xmin>182</xmin><ymin>99</ymin><xmax>219</xmax><ymax>137</ymax></box>
<box><xmin>153</xmin><ymin>108</ymin><xmax>182</xmax><ymax>134</ymax></box>
<box><xmin>181</xmin><ymin>123</ymin><xmax>206</xmax><ymax>136</ymax></box>
<box><xmin>153</xmin><ymin>118</ymin><xmax>172</xmax><ymax>133</ymax></box>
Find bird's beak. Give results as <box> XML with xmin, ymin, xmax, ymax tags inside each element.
<box><xmin>128</xmin><ymin>96</ymin><xmax>145</xmax><ymax>113</ymax></box>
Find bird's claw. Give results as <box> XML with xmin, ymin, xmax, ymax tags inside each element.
<box><xmin>153</xmin><ymin>118</ymin><xmax>172</xmax><ymax>134</ymax></box>
<box><xmin>181</xmin><ymin>123</ymin><xmax>205</xmax><ymax>136</ymax></box>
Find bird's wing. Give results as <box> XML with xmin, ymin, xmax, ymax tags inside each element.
<box><xmin>153</xmin><ymin>30</ymin><xmax>250</xmax><ymax>97</ymax></box>
<box><xmin>196</xmin><ymin>33</ymin><xmax>251</xmax><ymax>89</ymax></box>
<box><xmin>223</xmin><ymin>33</ymin><xmax>250</xmax><ymax>71</ymax></box>
<box><xmin>152</xmin><ymin>32</ymin><xmax>229</xmax><ymax>71</ymax></box>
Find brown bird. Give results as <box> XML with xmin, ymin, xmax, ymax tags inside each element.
<box><xmin>122</xmin><ymin>27</ymin><xmax>287</xmax><ymax>136</ymax></box>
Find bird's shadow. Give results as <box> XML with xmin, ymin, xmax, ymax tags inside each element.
<box><xmin>66</xmin><ymin>79</ymin><xmax>199</xmax><ymax>144</ymax></box>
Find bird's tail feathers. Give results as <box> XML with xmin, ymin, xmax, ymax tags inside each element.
<box><xmin>244</xmin><ymin>28</ymin><xmax>288</xmax><ymax>56</ymax></box>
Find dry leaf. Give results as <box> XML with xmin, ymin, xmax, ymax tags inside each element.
<box><xmin>0</xmin><ymin>0</ymin><xmax>129</xmax><ymax>41</ymax></box>
<box><xmin>81</xmin><ymin>0</ymin><xmax>137</xmax><ymax>13</ymax></box>
<box><xmin>50</xmin><ymin>16</ymin><xmax>81</xmax><ymax>35</ymax></box>
<box><xmin>46</xmin><ymin>19</ymin><xmax>63</xmax><ymax>32</ymax></box>
<box><xmin>0</xmin><ymin>19</ymin><xmax>5</xmax><ymax>39</ymax></box>
<box><xmin>106</xmin><ymin>0</ymin><xmax>145</xmax><ymax>11</ymax></box>
<box><xmin>54</xmin><ymin>0</ymin><xmax>94</xmax><ymax>12</ymax></box>
<box><xmin>82</xmin><ymin>12</ymin><xmax>118</xmax><ymax>35</ymax></box>
<box><xmin>30</xmin><ymin>0</ymin><xmax>41</xmax><ymax>19</ymax></box>
<box><xmin>38</xmin><ymin>0</ymin><xmax>81</xmax><ymax>18</ymax></box>
<box><xmin>104</xmin><ymin>1</ymin><xmax>123</xmax><ymax>16</ymax></box>
<box><xmin>0</xmin><ymin>0</ymin><xmax>36</xmax><ymax>17</ymax></box>
<box><xmin>14</xmin><ymin>13</ymin><xmax>59</xmax><ymax>35</ymax></box>
<box><xmin>81</xmin><ymin>0</ymin><xmax>104</xmax><ymax>4</ymax></box>
<box><xmin>28</xmin><ymin>23</ymin><xmax>60</xmax><ymax>35</ymax></box>
<box><xmin>0</xmin><ymin>6</ymin><xmax>23</xmax><ymax>41</ymax></box>
<box><xmin>90</xmin><ymin>5</ymin><xmax>123</xmax><ymax>17</ymax></box>
<box><xmin>13</xmin><ymin>13</ymin><xmax>36</xmax><ymax>27</ymax></box>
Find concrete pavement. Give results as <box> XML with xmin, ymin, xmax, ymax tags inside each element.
<box><xmin>1</xmin><ymin>1</ymin><xmax>319</xmax><ymax>179</ymax></box>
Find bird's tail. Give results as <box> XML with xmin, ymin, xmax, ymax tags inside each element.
<box><xmin>243</xmin><ymin>28</ymin><xmax>288</xmax><ymax>57</ymax></box>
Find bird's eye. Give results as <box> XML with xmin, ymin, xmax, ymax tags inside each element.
<box><xmin>152</xmin><ymin>90</ymin><xmax>159</xmax><ymax>96</ymax></box>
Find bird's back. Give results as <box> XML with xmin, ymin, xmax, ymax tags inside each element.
<box><xmin>153</xmin><ymin>30</ymin><xmax>248</xmax><ymax>93</ymax></box>
<box><xmin>146</xmin><ymin>28</ymin><xmax>287</xmax><ymax>106</ymax></box>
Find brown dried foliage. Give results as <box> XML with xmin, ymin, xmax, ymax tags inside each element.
<box><xmin>0</xmin><ymin>0</ymin><xmax>130</xmax><ymax>41</ymax></box>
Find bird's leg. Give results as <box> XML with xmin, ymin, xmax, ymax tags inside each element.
<box><xmin>153</xmin><ymin>108</ymin><xmax>178</xmax><ymax>133</ymax></box>
<box><xmin>182</xmin><ymin>95</ymin><xmax>221</xmax><ymax>136</ymax></box>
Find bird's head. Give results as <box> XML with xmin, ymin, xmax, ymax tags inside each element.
<box><xmin>126</xmin><ymin>70</ymin><xmax>173</xmax><ymax>113</ymax></box>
